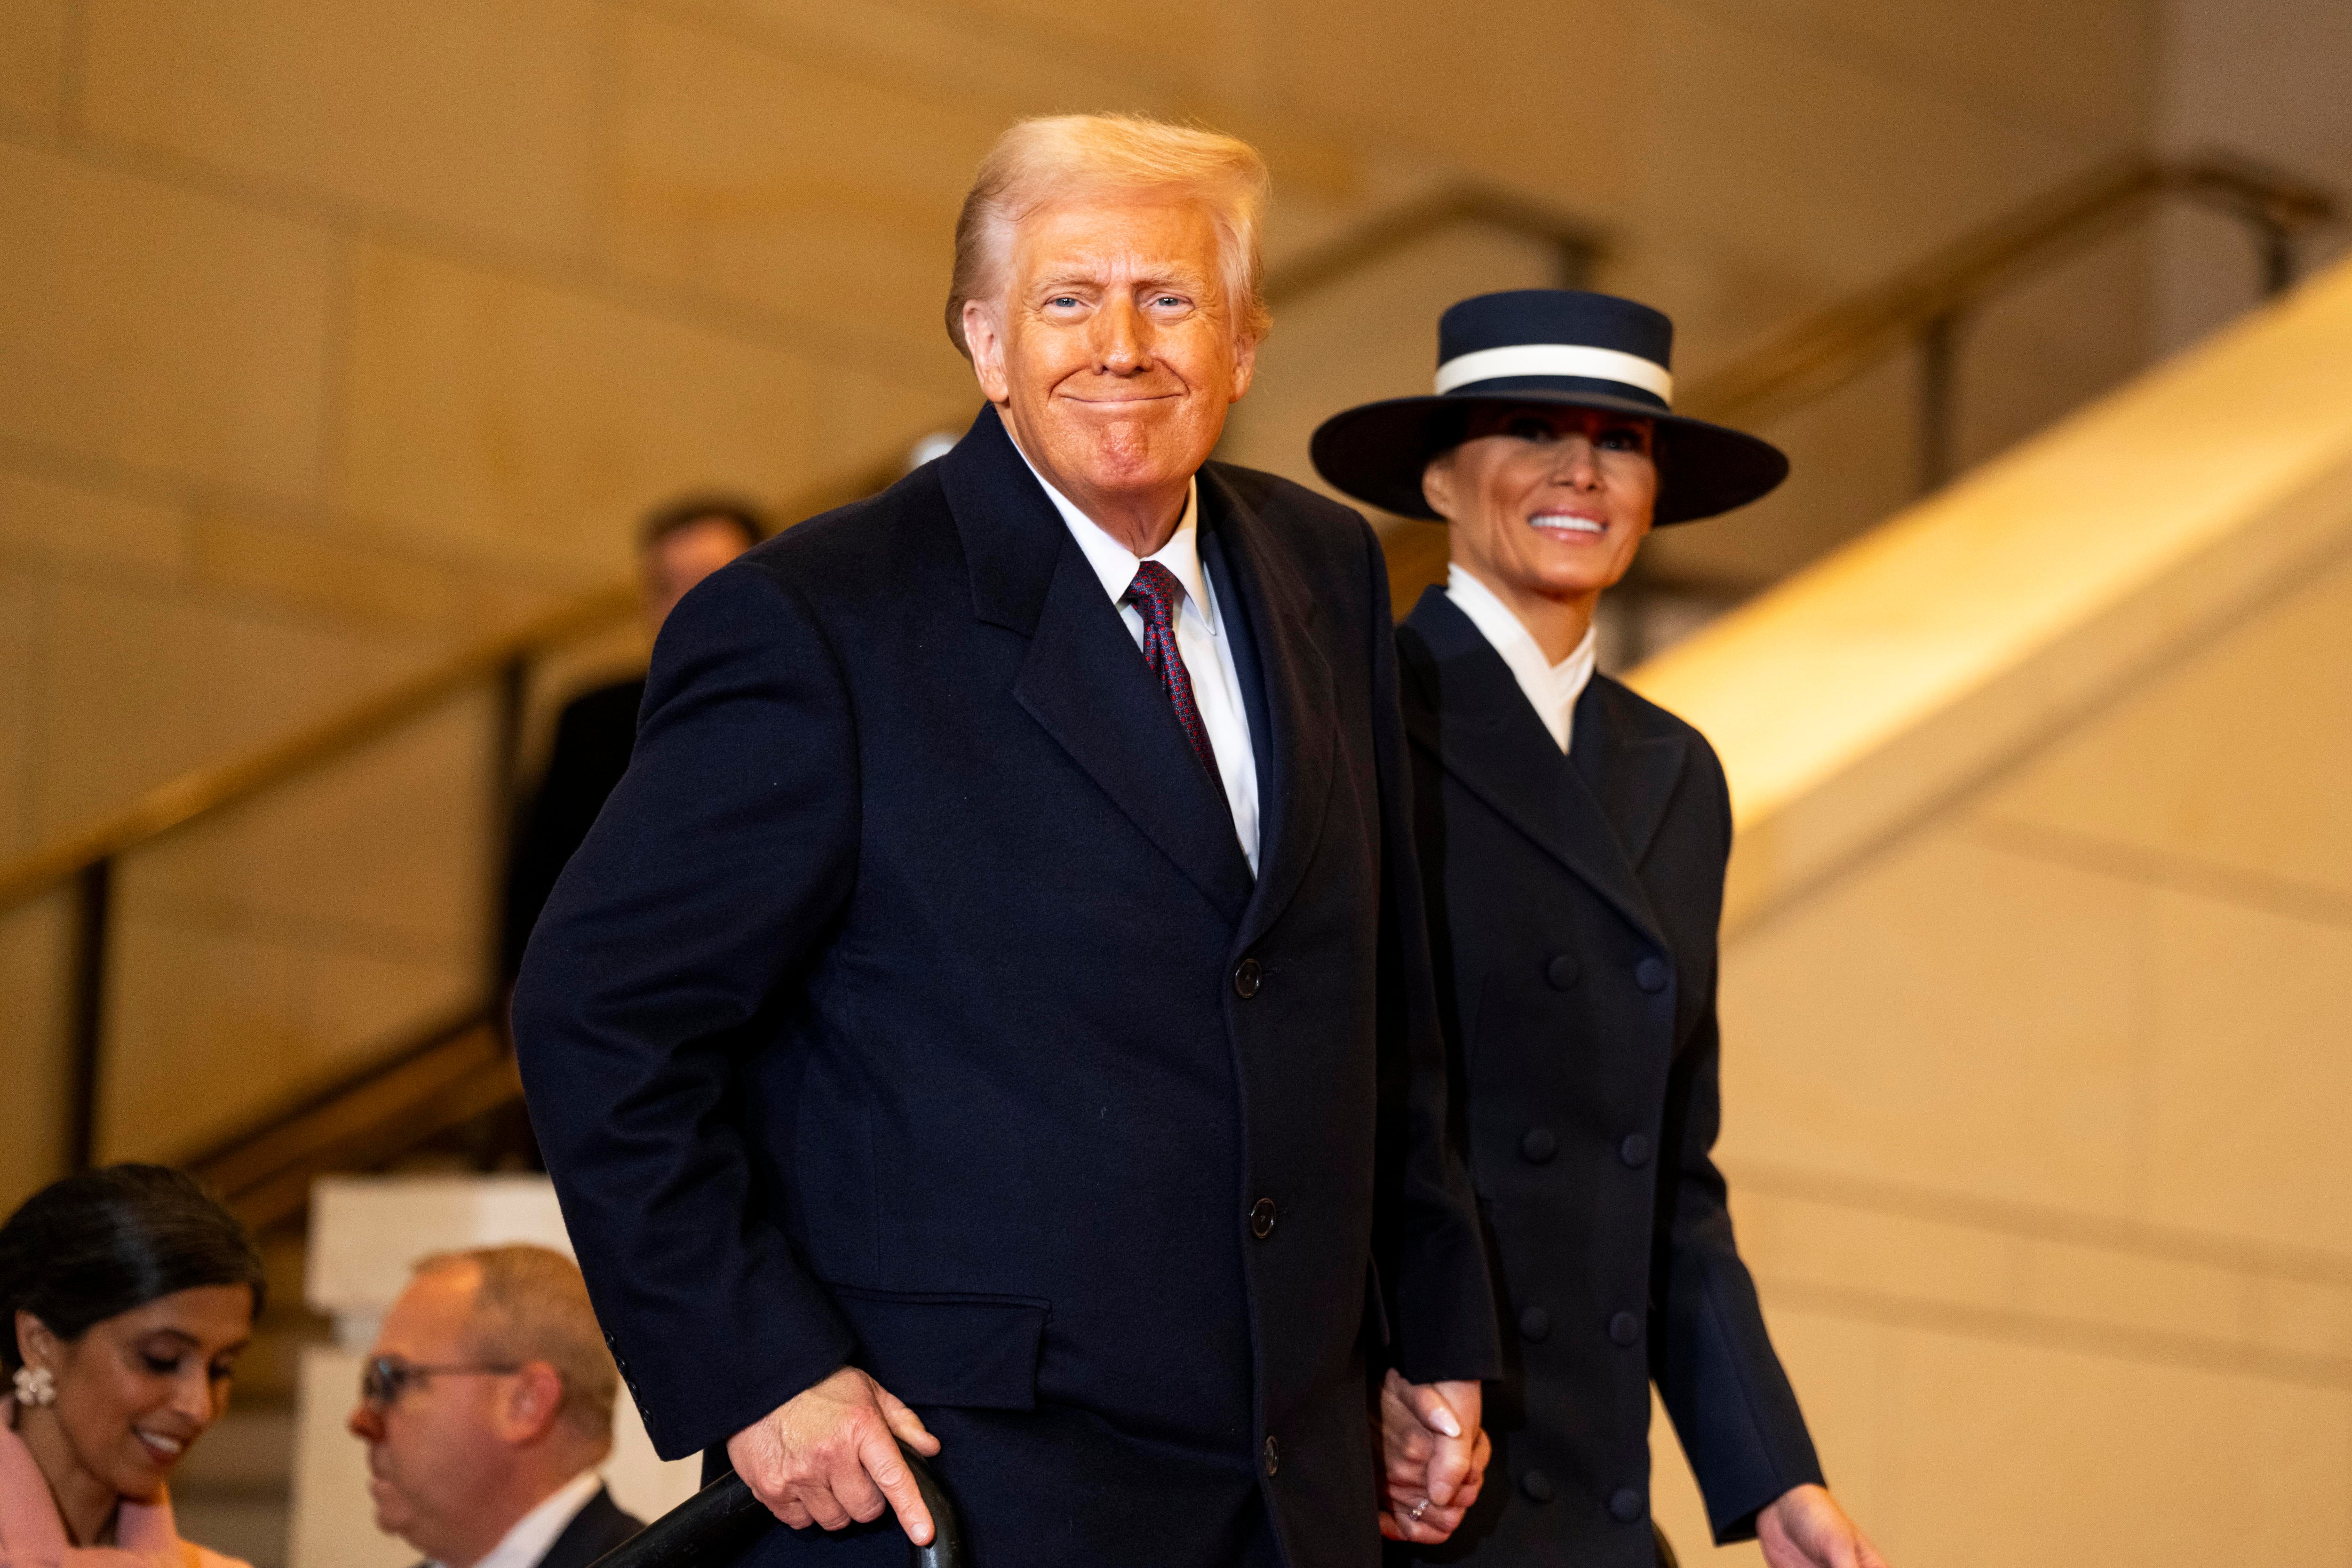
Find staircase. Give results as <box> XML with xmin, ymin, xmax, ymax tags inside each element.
<box><xmin>0</xmin><ymin>154</ymin><xmax>2332</xmax><ymax>1568</ymax></box>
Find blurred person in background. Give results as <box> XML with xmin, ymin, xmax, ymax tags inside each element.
<box><xmin>1314</xmin><ymin>291</ymin><xmax>1886</xmax><ymax>1568</ymax></box>
<box><xmin>501</xmin><ymin>496</ymin><xmax>767</xmax><ymax>979</ymax></box>
<box><xmin>516</xmin><ymin>112</ymin><xmax>1500</xmax><ymax>1568</ymax></box>
<box><xmin>347</xmin><ymin>1245</ymin><xmax>641</xmax><ymax>1568</ymax></box>
<box><xmin>1</xmin><ymin>1164</ymin><xmax>265</xmax><ymax>1567</ymax></box>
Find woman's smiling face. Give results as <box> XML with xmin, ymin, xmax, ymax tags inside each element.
<box><xmin>1421</xmin><ymin>403</ymin><xmax>1658</xmax><ymax>608</ymax></box>
<box><xmin>21</xmin><ymin>1283</ymin><xmax>254</xmax><ymax>1501</ymax></box>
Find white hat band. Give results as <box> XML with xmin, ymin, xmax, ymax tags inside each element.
<box><xmin>1432</xmin><ymin>343</ymin><xmax>1675</xmax><ymax>405</ymax></box>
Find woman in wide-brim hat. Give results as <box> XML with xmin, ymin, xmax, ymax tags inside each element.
<box><xmin>1319</xmin><ymin>290</ymin><xmax>1886</xmax><ymax>1568</ymax></box>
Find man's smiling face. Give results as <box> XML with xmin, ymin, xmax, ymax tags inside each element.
<box><xmin>967</xmin><ymin>193</ymin><xmax>1255</xmax><ymax>526</ymax></box>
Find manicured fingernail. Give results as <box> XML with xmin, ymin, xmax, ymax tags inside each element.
<box><xmin>1433</xmin><ymin>1412</ymin><xmax>1461</xmax><ymax>1437</ymax></box>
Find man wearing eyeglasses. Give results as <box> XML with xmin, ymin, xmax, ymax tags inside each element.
<box><xmin>348</xmin><ymin>1246</ymin><xmax>644</xmax><ymax>1568</ymax></box>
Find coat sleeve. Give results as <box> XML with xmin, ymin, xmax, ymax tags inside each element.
<box><xmin>1651</xmin><ymin>751</ymin><xmax>1825</xmax><ymax>1542</ymax></box>
<box><xmin>512</xmin><ymin>558</ymin><xmax>860</xmax><ymax>1461</ymax></box>
<box><xmin>1361</xmin><ymin>524</ymin><xmax>1504</xmax><ymax>1386</ymax></box>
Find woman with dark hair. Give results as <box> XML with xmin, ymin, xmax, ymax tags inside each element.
<box><xmin>1</xmin><ymin>1164</ymin><xmax>265</xmax><ymax>1566</ymax></box>
<box><xmin>1314</xmin><ymin>292</ymin><xmax>1885</xmax><ymax>1568</ymax></box>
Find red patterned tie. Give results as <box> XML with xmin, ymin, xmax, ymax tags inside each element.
<box><xmin>1123</xmin><ymin>561</ymin><xmax>1222</xmax><ymax>782</ymax></box>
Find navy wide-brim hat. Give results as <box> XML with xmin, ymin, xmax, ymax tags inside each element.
<box><xmin>1310</xmin><ymin>289</ymin><xmax>1789</xmax><ymax>525</ymax></box>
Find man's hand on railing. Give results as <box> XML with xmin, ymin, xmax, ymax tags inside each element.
<box><xmin>1375</xmin><ymin>1369</ymin><xmax>1490</xmax><ymax>1544</ymax></box>
<box><xmin>726</xmin><ymin>1366</ymin><xmax>941</xmax><ymax>1546</ymax></box>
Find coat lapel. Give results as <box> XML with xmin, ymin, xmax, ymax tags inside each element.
<box><xmin>1201</xmin><ymin>467</ymin><xmax>1336</xmax><ymax>949</ymax></box>
<box><xmin>1400</xmin><ymin>589</ymin><xmax>1669</xmax><ymax>948</ymax></box>
<box><xmin>943</xmin><ymin>408</ymin><xmax>1255</xmax><ymax>924</ymax></box>
<box><xmin>1569</xmin><ymin>681</ymin><xmax>1688</xmax><ymax>873</ymax></box>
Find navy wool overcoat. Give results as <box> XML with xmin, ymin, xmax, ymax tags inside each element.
<box><xmin>1391</xmin><ymin>590</ymin><xmax>1823</xmax><ymax>1568</ymax></box>
<box><xmin>514</xmin><ymin>408</ymin><xmax>1501</xmax><ymax>1568</ymax></box>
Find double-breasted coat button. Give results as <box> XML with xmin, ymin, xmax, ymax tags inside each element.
<box><xmin>1520</xmin><ymin>1470</ymin><xmax>1555</xmax><ymax>1503</ymax></box>
<box><xmin>1609</xmin><ymin>1311</ymin><xmax>1642</xmax><ymax>1346</ymax></box>
<box><xmin>1609</xmin><ymin>1487</ymin><xmax>1645</xmax><ymax>1522</ymax></box>
<box><xmin>1635</xmin><ymin>957</ymin><xmax>1669</xmax><ymax>993</ymax></box>
<box><xmin>1263</xmin><ymin>1435</ymin><xmax>1280</xmax><ymax>1476</ymax></box>
<box><xmin>1619</xmin><ymin>1133</ymin><xmax>1653</xmax><ymax>1168</ymax></box>
<box><xmin>1520</xmin><ymin>1127</ymin><xmax>1557</xmax><ymax>1163</ymax></box>
<box><xmin>1518</xmin><ymin>1305</ymin><xmax>1551</xmax><ymax>1341</ymax></box>
<box><xmin>1249</xmin><ymin>1198</ymin><xmax>1278</xmax><ymax>1239</ymax></box>
<box><xmin>1233</xmin><ymin>958</ymin><xmax>1263</xmax><ymax>998</ymax></box>
<box><xmin>1544</xmin><ymin>954</ymin><xmax>1581</xmax><ymax>990</ymax></box>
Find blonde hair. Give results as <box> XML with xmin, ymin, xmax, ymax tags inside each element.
<box><xmin>415</xmin><ymin>1245</ymin><xmax>619</xmax><ymax>1447</ymax></box>
<box><xmin>946</xmin><ymin>113</ymin><xmax>1272</xmax><ymax>359</ymax></box>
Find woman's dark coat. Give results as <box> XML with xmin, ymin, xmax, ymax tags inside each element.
<box><xmin>1393</xmin><ymin>589</ymin><xmax>1823</xmax><ymax>1567</ymax></box>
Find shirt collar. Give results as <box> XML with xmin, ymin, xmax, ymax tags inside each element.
<box><xmin>1445</xmin><ymin>563</ymin><xmax>1598</xmax><ymax>753</ymax></box>
<box><xmin>1014</xmin><ymin>443</ymin><xmax>1211</xmax><ymax>634</ymax></box>
<box><xmin>431</xmin><ymin>1468</ymin><xmax>603</xmax><ymax>1568</ymax></box>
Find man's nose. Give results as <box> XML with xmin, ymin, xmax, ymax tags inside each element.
<box><xmin>1092</xmin><ymin>297</ymin><xmax>1150</xmax><ymax>372</ymax></box>
<box><xmin>349</xmin><ymin>1400</ymin><xmax>382</xmax><ymax>1441</ymax></box>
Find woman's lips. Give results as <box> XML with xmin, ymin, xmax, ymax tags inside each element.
<box><xmin>132</xmin><ymin>1428</ymin><xmax>186</xmax><ymax>1465</ymax></box>
<box><xmin>1530</xmin><ymin>511</ymin><xmax>1606</xmax><ymax>536</ymax></box>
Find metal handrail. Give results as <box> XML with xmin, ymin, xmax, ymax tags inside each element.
<box><xmin>1</xmin><ymin>153</ymin><xmax>2333</xmax><ymax>1171</ymax></box>
<box><xmin>1676</xmin><ymin>151</ymin><xmax>2334</xmax><ymax>485</ymax></box>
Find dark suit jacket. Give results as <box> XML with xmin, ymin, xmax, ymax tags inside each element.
<box><xmin>501</xmin><ymin>677</ymin><xmax>647</xmax><ymax>979</ymax></box>
<box><xmin>407</xmin><ymin>1484</ymin><xmax>642</xmax><ymax>1568</ymax></box>
<box><xmin>1394</xmin><ymin>591</ymin><xmax>1821</xmax><ymax>1568</ymax></box>
<box><xmin>514</xmin><ymin>407</ymin><xmax>1500</xmax><ymax>1568</ymax></box>
<box><xmin>539</xmin><ymin>1485</ymin><xmax>644</xmax><ymax>1568</ymax></box>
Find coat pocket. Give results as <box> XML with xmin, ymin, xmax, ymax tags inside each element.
<box><xmin>827</xmin><ymin>1285</ymin><xmax>1051</xmax><ymax>1411</ymax></box>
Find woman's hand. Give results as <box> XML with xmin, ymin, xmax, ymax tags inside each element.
<box><xmin>1375</xmin><ymin>1369</ymin><xmax>1489</xmax><ymax>1544</ymax></box>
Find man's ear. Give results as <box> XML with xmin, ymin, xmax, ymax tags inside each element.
<box><xmin>964</xmin><ymin>299</ymin><xmax>1011</xmax><ymax>404</ymax></box>
<box><xmin>501</xmin><ymin>1362</ymin><xmax>566</xmax><ymax>1446</ymax></box>
<box><xmin>1227</xmin><ymin>330</ymin><xmax>1259</xmax><ymax>403</ymax></box>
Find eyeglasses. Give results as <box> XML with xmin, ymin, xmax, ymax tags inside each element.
<box><xmin>358</xmin><ymin>1354</ymin><xmax>521</xmax><ymax>1413</ymax></box>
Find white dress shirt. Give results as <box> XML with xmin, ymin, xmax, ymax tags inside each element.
<box><xmin>1017</xmin><ymin>453</ymin><xmax>1262</xmax><ymax>873</ymax></box>
<box><xmin>431</xmin><ymin>1468</ymin><xmax>603</xmax><ymax>1568</ymax></box>
<box><xmin>1445</xmin><ymin>564</ymin><xmax>1598</xmax><ymax>754</ymax></box>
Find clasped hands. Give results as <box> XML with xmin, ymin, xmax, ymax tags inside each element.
<box><xmin>1376</xmin><ymin>1370</ymin><xmax>1489</xmax><ymax>1544</ymax></box>
<box><xmin>730</xmin><ymin>1363</ymin><xmax>1491</xmax><ymax>1549</ymax></box>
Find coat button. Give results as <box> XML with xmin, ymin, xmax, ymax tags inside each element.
<box><xmin>1619</xmin><ymin>1133</ymin><xmax>1653</xmax><ymax>1168</ymax></box>
<box><xmin>1520</xmin><ymin>1469</ymin><xmax>1555</xmax><ymax>1503</ymax></box>
<box><xmin>1609</xmin><ymin>1486</ymin><xmax>1645</xmax><ymax>1522</ymax></box>
<box><xmin>1635</xmin><ymin>957</ymin><xmax>1669</xmax><ymax>993</ymax></box>
<box><xmin>1520</xmin><ymin>1128</ymin><xmax>1557</xmax><ymax>1163</ymax></box>
<box><xmin>1518</xmin><ymin>1305</ymin><xmax>1551</xmax><ymax>1341</ymax></box>
<box><xmin>1609</xmin><ymin>1311</ymin><xmax>1642</xmax><ymax>1346</ymax></box>
<box><xmin>1249</xmin><ymin>1198</ymin><xmax>1278</xmax><ymax>1239</ymax></box>
<box><xmin>1233</xmin><ymin>958</ymin><xmax>1262</xmax><ymax>999</ymax></box>
<box><xmin>1263</xmin><ymin>1435</ymin><xmax>1280</xmax><ymax>1476</ymax></box>
<box><xmin>1544</xmin><ymin>954</ymin><xmax>1581</xmax><ymax>990</ymax></box>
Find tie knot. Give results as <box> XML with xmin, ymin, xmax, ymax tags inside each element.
<box><xmin>1123</xmin><ymin>560</ymin><xmax>1185</xmax><ymax>629</ymax></box>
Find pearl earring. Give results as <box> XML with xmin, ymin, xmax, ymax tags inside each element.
<box><xmin>12</xmin><ymin>1364</ymin><xmax>55</xmax><ymax>1407</ymax></box>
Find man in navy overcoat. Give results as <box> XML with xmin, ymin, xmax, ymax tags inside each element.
<box><xmin>513</xmin><ymin>115</ymin><xmax>1500</xmax><ymax>1568</ymax></box>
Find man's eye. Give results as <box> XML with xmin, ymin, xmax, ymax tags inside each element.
<box><xmin>1046</xmin><ymin>295</ymin><xmax>1082</xmax><ymax>309</ymax></box>
<box><xmin>1153</xmin><ymin>295</ymin><xmax>1186</xmax><ymax>308</ymax></box>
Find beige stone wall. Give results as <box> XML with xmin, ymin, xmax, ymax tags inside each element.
<box><xmin>1632</xmin><ymin>256</ymin><xmax>2352</xmax><ymax>1563</ymax></box>
<box><xmin>0</xmin><ymin>0</ymin><xmax>2171</xmax><ymax>1201</ymax></box>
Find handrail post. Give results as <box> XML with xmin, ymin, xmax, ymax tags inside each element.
<box><xmin>2255</xmin><ymin>216</ymin><xmax>2295</xmax><ymax>298</ymax></box>
<box><xmin>1916</xmin><ymin>311</ymin><xmax>1963</xmax><ymax>495</ymax></box>
<box><xmin>488</xmin><ymin>654</ymin><xmax>532</xmax><ymax>1013</ymax></box>
<box><xmin>68</xmin><ymin>857</ymin><xmax>114</xmax><ymax>1171</ymax></box>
